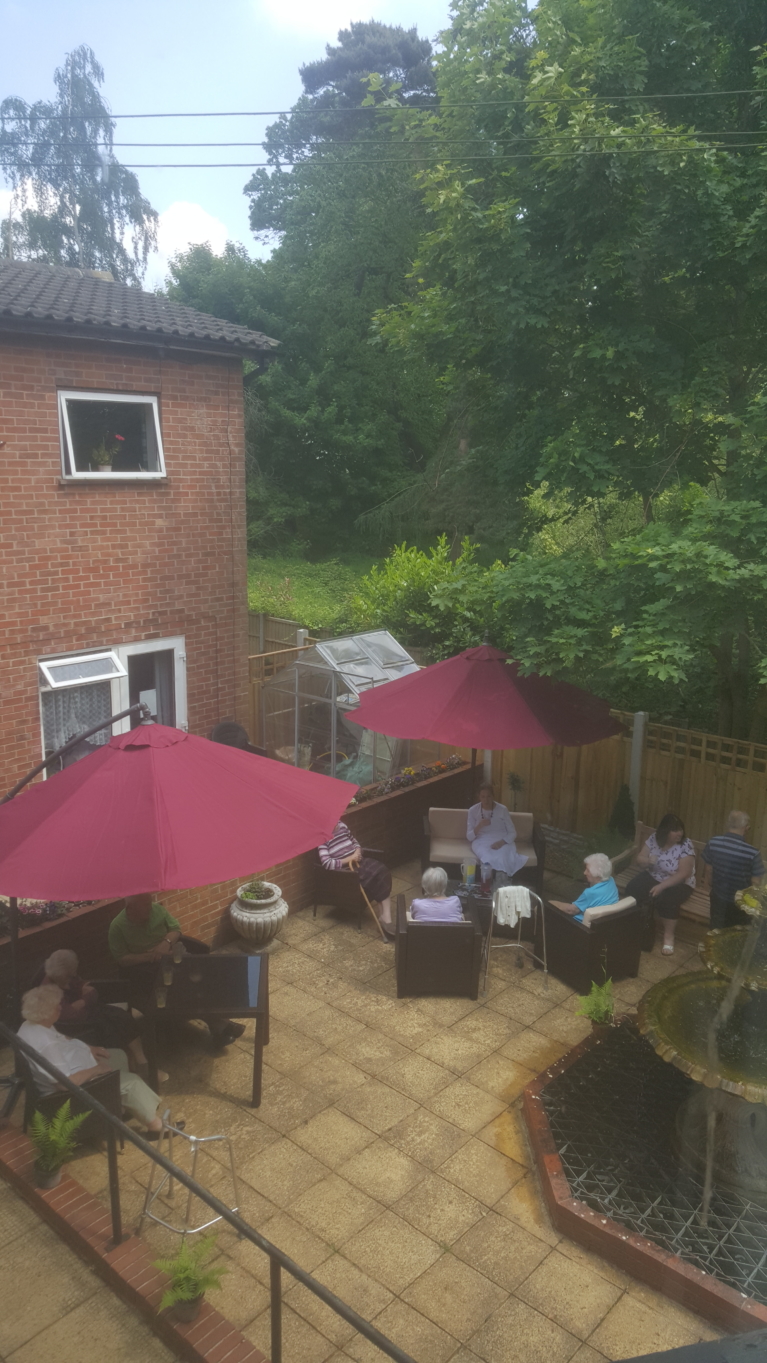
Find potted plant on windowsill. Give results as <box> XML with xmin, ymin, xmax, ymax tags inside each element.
<box><xmin>154</xmin><ymin>1233</ymin><xmax>228</xmax><ymax>1322</ymax></box>
<box><xmin>90</xmin><ymin>432</ymin><xmax>124</xmax><ymax>472</ymax></box>
<box><xmin>28</xmin><ymin>1100</ymin><xmax>89</xmax><ymax>1188</ymax></box>
<box><xmin>229</xmin><ymin>876</ymin><xmax>288</xmax><ymax>947</ymax></box>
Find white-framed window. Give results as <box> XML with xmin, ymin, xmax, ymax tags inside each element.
<box><xmin>39</xmin><ymin>651</ymin><xmax>127</xmax><ymax>690</ymax></box>
<box><xmin>39</xmin><ymin>637</ymin><xmax>187</xmax><ymax>771</ymax></box>
<box><xmin>58</xmin><ymin>389</ymin><xmax>166</xmax><ymax>479</ymax></box>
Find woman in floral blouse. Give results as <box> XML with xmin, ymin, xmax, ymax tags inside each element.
<box><xmin>626</xmin><ymin>813</ymin><xmax>695</xmax><ymax>955</ymax></box>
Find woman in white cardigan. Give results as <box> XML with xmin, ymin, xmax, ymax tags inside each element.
<box><xmin>467</xmin><ymin>783</ymin><xmax>528</xmax><ymax>879</ymax></box>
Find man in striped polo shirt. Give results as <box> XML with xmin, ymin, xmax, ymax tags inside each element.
<box><xmin>702</xmin><ymin>811</ymin><xmax>765</xmax><ymax>930</ymax></box>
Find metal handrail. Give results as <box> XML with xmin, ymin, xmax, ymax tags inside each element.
<box><xmin>0</xmin><ymin>1023</ymin><xmax>416</xmax><ymax>1363</ymax></box>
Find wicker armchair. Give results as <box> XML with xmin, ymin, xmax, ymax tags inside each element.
<box><xmin>395</xmin><ymin>894</ymin><xmax>483</xmax><ymax>999</ymax></box>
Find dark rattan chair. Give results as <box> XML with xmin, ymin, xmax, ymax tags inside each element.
<box><xmin>536</xmin><ymin>899</ymin><xmax>643</xmax><ymax>995</ymax></box>
<box><xmin>313</xmin><ymin>848</ymin><xmax>388</xmax><ymax>936</ymax></box>
<box><xmin>395</xmin><ymin>893</ymin><xmax>483</xmax><ymax>999</ymax></box>
<box><xmin>17</xmin><ymin>1049</ymin><xmax>123</xmax><ymax>1149</ymax></box>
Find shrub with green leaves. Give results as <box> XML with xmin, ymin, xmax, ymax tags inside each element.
<box><xmin>29</xmin><ymin>1100</ymin><xmax>89</xmax><ymax>1171</ymax></box>
<box><xmin>575</xmin><ymin>976</ymin><xmax>615</xmax><ymax>1026</ymax></box>
<box><xmin>240</xmin><ymin>878</ymin><xmax>273</xmax><ymax>901</ymax></box>
<box><xmin>154</xmin><ymin>1234</ymin><xmax>228</xmax><ymax>1312</ymax></box>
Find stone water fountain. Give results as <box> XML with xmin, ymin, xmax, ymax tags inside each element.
<box><xmin>639</xmin><ymin>892</ymin><xmax>767</xmax><ymax>1205</ymax></box>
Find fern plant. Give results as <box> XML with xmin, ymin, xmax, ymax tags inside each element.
<box><xmin>575</xmin><ymin>975</ymin><xmax>615</xmax><ymax>1025</ymax></box>
<box><xmin>29</xmin><ymin>1101</ymin><xmax>89</xmax><ymax>1171</ymax></box>
<box><xmin>154</xmin><ymin>1234</ymin><xmax>228</xmax><ymax>1312</ymax></box>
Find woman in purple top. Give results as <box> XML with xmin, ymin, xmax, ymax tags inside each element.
<box><xmin>625</xmin><ymin>812</ymin><xmax>695</xmax><ymax>956</ymax></box>
<box><xmin>410</xmin><ymin>867</ymin><xmax>464</xmax><ymax>922</ymax></box>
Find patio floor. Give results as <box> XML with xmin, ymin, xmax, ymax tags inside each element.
<box><xmin>3</xmin><ymin>861</ymin><xmax>722</xmax><ymax>1362</ymax></box>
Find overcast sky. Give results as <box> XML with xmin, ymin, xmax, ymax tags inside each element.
<box><xmin>0</xmin><ymin>0</ymin><xmax>451</xmax><ymax>286</ymax></box>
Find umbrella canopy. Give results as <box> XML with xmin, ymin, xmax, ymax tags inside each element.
<box><xmin>0</xmin><ymin>724</ymin><xmax>356</xmax><ymax>900</ymax></box>
<box><xmin>347</xmin><ymin>644</ymin><xmax>622</xmax><ymax>750</ymax></box>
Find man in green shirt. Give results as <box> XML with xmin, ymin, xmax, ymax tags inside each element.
<box><xmin>109</xmin><ymin>895</ymin><xmax>244</xmax><ymax>1048</ymax></box>
<box><xmin>108</xmin><ymin>898</ymin><xmax>182</xmax><ymax>965</ymax></box>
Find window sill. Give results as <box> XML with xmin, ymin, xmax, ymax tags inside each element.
<box><xmin>58</xmin><ymin>475</ymin><xmax>169</xmax><ymax>486</ymax></box>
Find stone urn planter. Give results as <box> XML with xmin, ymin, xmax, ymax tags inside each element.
<box><xmin>229</xmin><ymin>880</ymin><xmax>288</xmax><ymax>947</ymax></box>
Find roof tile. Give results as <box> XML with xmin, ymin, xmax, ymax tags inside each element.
<box><xmin>0</xmin><ymin>261</ymin><xmax>278</xmax><ymax>355</ymax></box>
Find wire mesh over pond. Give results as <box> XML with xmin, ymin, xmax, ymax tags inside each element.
<box><xmin>541</xmin><ymin>1025</ymin><xmax>767</xmax><ymax>1304</ymax></box>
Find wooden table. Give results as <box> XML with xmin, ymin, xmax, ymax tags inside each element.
<box><xmin>145</xmin><ymin>953</ymin><xmax>269</xmax><ymax>1106</ymax></box>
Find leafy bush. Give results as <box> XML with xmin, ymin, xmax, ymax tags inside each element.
<box><xmin>29</xmin><ymin>1101</ymin><xmax>89</xmax><ymax>1171</ymax></box>
<box><xmin>608</xmin><ymin>784</ymin><xmax>636</xmax><ymax>840</ymax></box>
<box><xmin>154</xmin><ymin>1234</ymin><xmax>228</xmax><ymax>1312</ymax></box>
<box><xmin>350</xmin><ymin>536</ymin><xmax>490</xmax><ymax>655</ymax></box>
<box><xmin>239</xmin><ymin>878</ymin><xmax>273</xmax><ymax>901</ymax></box>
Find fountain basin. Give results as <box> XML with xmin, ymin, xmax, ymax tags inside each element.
<box><xmin>638</xmin><ymin>972</ymin><xmax>767</xmax><ymax>1105</ymax></box>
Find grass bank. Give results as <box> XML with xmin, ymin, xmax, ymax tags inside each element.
<box><xmin>247</xmin><ymin>553</ymin><xmax>377</xmax><ymax>633</ymax></box>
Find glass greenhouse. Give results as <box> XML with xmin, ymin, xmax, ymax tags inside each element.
<box><xmin>261</xmin><ymin>630</ymin><xmax>418</xmax><ymax>783</ymax></box>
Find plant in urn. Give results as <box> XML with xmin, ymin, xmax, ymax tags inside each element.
<box><xmin>230</xmin><ymin>876</ymin><xmax>288</xmax><ymax>947</ymax></box>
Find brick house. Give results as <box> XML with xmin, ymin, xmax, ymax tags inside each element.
<box><xmin>0</xmin><ymin>260</ymin><xmax>277</xmax><ymax>945</ymax></box>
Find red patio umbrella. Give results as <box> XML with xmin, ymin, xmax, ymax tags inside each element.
<box><xmin>347</xmin><ymin>644</ymin><xmax>622</xmax><ymax>750</ymax></box>
<box><xmin>0</xmin><ymin>723</ymin><xmax>357</xmax><ymax>901</ymax></box>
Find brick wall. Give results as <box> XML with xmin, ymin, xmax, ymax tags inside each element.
<box><xmin>0</xmin><ymin>332</ymin><xmax>250</xmax><ymax>939</ymax></box>
<box><xmin>0</xmin><ymin>332</ymin><xmax>249</xmax><ymax>794</ymax></box>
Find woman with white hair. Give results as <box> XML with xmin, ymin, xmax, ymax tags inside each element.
<box><xmin>549</xmin><ymin>853</ymin><xmax>620</xmax><ymax>921</ymax></box>
<box><xmin>18</xmin><ymin>985</ymin><xmax>164</xmax><ymax>1137</ymax></box>
<box><xmin>38</xmin><ymin>949</ymin><xmax>153</xmax><ymax>1074</ymax></box>
<box><xmin>410</xmin><ymin>867</ymin><xmax>464</xmax><ymax>922</ymax></box>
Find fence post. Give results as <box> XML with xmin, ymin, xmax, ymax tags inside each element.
<box><xmin>296</xmin><ymin>628</ymin><xmax>308</xmax><ymax>648</ymax></box>
<box><xmin>629</xmin><ymin>711</ymin><xmax>649</xmax><ymax>818</ymax></box>
<box><xmin>258</xmin><ymin>613</ymin><xmax>265</xmax><ymax>654</ymax></box>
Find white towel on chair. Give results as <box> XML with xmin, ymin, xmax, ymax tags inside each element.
<box><xmin>493</xmin><ymin>885</ymin><xmax>531</xmax><ymax>928</ymax></box>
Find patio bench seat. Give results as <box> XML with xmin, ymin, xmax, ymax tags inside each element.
<box><xmin>423</xmin><ymin>808</ymin><xmax>544</xmax><ymax>894</ymax></box>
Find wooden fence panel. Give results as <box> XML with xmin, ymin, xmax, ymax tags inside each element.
<box><xmin>491</xmin><ymin>735</ymin><xmax>628</xmax><ymax>830</ymax></box>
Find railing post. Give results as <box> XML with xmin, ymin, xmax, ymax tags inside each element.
<box><xmin>106</xmin><ymin>1127</ymin><xmax>124</xmax><ymax>1246</ymax></box>
<box><xmin>270</xmin><ymin>1257</ymin><xmax>282</xmax><ymax>1363</ymax></box>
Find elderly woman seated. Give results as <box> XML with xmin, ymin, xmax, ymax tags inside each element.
<box><xmin>410</xmin><ymin>867</ymin><xmax>465</xmax><ymax>922</ymax></box>
<box><xmin>549</xmin><ymin>853</ymin><xmax>620</xmax><ymax>921</ymax></box>
<box><xmin>38</xmin><ymin>949</ymin><xmax>152</xmax><ymax>1072</ymax></box>
<box><xmin>18</xmin><ymin>985</ymin><xmax>164</xmax><ymax>1137</ymax></box>
<box><xmin>318</xmin><ymin>821</ymin><xmax>394</xmax><ymax>937</ymax></box>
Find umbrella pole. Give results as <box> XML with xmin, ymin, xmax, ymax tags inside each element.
<box><xmin>7</xmin><ymin>897</ymin><xmax>18</xmax><ymax>1025</ymax></box>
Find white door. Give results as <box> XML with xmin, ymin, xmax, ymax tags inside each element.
<box><xmin>112</xmin><ymin>637</ymin><xmax>188</xmax><ymax>733</ymax></box>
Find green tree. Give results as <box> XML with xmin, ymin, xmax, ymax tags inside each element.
<box><xmin>0</xmin><ymin>45</ymin><xmax>157</xmax><ymax>282</ymax></box>
<box><xmin>168</xmin><ymin>23</ymin><xmax>447</xmax><ymax>553</ymax></box>
<box><xmin>376</xmin><ymin>0</ymin><xmax>767</xmax><ymax>733</ymax></box>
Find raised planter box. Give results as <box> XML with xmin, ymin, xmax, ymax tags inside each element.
<box><xmin>0</xmin><ymin>898</ymin><xmax>122</xmax><ymax>991</ymax></box>
<box><xmin>345</xmin><ymin>763</ymin><xmax>477</xmax><ymax>866</ymax></box>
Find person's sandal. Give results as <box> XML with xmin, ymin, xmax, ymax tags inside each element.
<box><xmin>661</xmin><ymin>944</ymin><xmax>675</xmax><ymax>955</ymax></box>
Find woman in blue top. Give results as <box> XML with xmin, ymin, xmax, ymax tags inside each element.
<box><xmin>549</xmin><ymin>853</ymin><xmax>619</xmax><ymax>920</ymax></box>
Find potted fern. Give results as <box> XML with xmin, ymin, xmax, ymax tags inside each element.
<box><xmin>154</xmin><ymin>1233</ymin><xmax>228</xmax><ymax>1322</ymax></box>
<box><xmin>575</xmin><ymin>975</ymin><xmax>615</xmax><ymax>1031</ymax></box>
<box><xmin>28</xmin><ymin>1100</ymin><xmax>89</xmax><ymax>1188</ymax></box>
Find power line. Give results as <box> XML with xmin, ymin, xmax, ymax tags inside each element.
<box><xmin>9</xmin><ymin>142</ymin><xmax>763</xmax><ymax>170</ymax></box>
<box><xmin>0</xmin><ymin>88</ymin><xmax>764</xmax><ymax>120</ymax></box>
<box><xmin>4</xmin><ymin>127</ymin><xmax>767</xmax><ymax>149</ymax></box>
